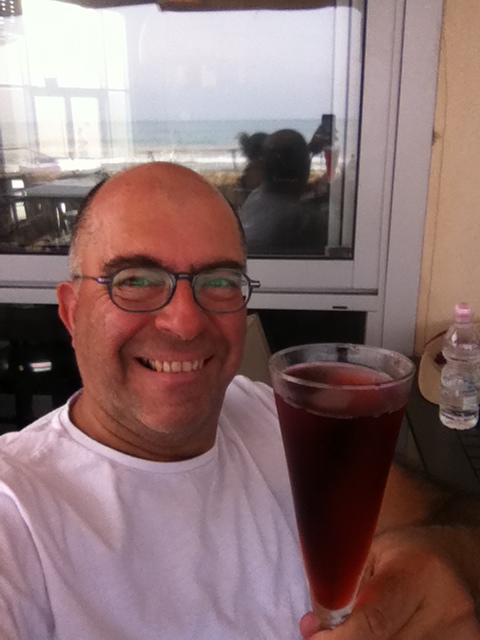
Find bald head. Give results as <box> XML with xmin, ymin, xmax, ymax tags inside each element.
<box><xmin>70</xmin><ymin>162</ymin><xmax>245</xmax><ymax>276</ymax></box>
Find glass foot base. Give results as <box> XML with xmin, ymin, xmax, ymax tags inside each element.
<box><xmin>313</xmin><ymin>601</ymin><xmax>353</xmax><ymax>630</ymax></box>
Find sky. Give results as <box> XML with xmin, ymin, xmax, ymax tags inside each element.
<box><xmin>11</xmin><ymin>0</ymin><xmax>362</xmax><ymax>132</ymax></box>
<box><xmin>121</xmin><ymin>5</ymin><xmax>339</xmax><ymax>122</ymax></box>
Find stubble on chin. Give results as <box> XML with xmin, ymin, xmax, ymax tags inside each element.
<box><xmin>111</xmin><ymin>387</ymin><xmax>226</xmax><ymax>457</ymax></box>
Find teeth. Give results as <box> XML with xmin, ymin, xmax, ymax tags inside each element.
<box><xmin>141</xmin><ymin>358</ymin><xmax>204</xmax><ymax>373</ymax></box>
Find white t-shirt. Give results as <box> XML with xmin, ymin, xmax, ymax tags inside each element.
<box><xmin>0</xmin><ymin>376</ymin><xmax>309</xmax><ymax>639</ymax></box>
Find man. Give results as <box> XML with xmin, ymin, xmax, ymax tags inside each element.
<box><xmin>0</xmin><ymin>162</ymin><xmax>479</xmax><ymax>639</ymax></box>
<box><xmin>240</xmin><ymin>129</ymin><xmax>328</xmax><ymax>255</ymax></box>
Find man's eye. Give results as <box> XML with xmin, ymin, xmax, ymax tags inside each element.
<box><xmin>117</xmin><ymin>276</ymin><xmax>152</xmax><ymax>288</ymax></box>
<box><xmin>206</xmin><ymin>277</ymin><xmax>236</xmax><ymax>288</ymax></box>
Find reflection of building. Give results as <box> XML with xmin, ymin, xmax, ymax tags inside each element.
<box><xmin>0</xmin><ymin>0</ymin><xmax>132</xmax><ymax>176</ymax></box>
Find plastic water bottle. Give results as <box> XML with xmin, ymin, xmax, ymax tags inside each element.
<box><xmin>439</xmin><ymin>303</ymin><xmax>480</xmax><ymax>430</ymax></box>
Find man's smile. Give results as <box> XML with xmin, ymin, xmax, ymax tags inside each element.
<box><xmin>138</xmin><ymin>357</ymin><xmax>206</xmax><ymax>373</ymax></box>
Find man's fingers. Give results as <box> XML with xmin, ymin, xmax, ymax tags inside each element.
<box><xmin>299</xmin><ymin>612</ymin><xmax>321</xmax><ymax>638</ymax></box>
<box><xmin>301</xmin><ymin>534</ymin><xmax>480</xmax><ymax>640</ymax></box>
<box><xmin>310</xmin><ymin>572</ymin><xmax>414</xmax><ymax>639</ymax></box>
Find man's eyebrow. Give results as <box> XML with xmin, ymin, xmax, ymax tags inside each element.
<box><xmin>193</xmin><ymin>259</ymin><xmax>246</xmax><ymax>273</ymax></box>
<box><xmin>102</xmin><ymin>255</ymin><xmax>246</xmax><ymax>274</ymax></box>
<box><xmin>103</xmin><ymin>255</ymin><xmax>161</xmax><ymax>274</ymax></box>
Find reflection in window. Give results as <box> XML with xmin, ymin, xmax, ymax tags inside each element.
<box><xmin>0</xmin><ymin>0</ymin><xmax>363</xmax><ymax>258</ymax></box>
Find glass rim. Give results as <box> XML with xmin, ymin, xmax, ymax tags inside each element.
<box><xmin>268</xmin><ymin>342</ymin><xmax>415</xmax><ymax>391</ymax></box>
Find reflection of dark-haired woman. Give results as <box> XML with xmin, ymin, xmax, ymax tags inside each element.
<box><xmin>238</xmin><ymin>131</ymin><xmax>268</xmax><ymax>193</ymax></box>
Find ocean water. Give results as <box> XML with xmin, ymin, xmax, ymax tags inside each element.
<box><xmin>130</xmin><ymin>118</ymin><xmax>324</xmax><ymax>172</ymax></box>
<box><xmin>2</xmin><ymin>118</ymin><xmax>327</xmax><ymax>174</ymax></box>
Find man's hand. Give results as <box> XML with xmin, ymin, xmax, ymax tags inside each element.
<box><xmin>300</xmin><ymin>530</ymin><xmax>480</xmax><ymax>639</ymax></box>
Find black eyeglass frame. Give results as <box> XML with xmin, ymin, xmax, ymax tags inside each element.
<box><xmin>72</xmin><ymin>267</ymin><xmax>261</xmax><ymax>314</ymax></box>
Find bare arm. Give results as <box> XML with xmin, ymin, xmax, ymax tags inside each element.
<box><xmin>376</xmin><ymin>463</ymin><xmax>441</xmax><ymax>533</ymax></box>
<box><xmin>377</xmin><ymin>462</ymin><xmax>480</xmax><ymax>608</ymax></box>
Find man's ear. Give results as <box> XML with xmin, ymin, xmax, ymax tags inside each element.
<box><xmin>57</xmin><ymin>281</ymin><xmax>78</xmax><ymax>340</ymax></box>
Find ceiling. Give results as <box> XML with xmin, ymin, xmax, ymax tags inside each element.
<box><xmin>56</xmin><ymin>0</ymin><xmax>333</xmax><ymax>10</ymax></box>
<box><xmin>3</xmin><ymin>0</ymin><xmax>333</xmax><ymax>15</ymax></box>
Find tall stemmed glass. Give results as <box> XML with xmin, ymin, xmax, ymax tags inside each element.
<box><xmin>269</xmin><ymin>343</ymin><xmax>414</xmax><ymax>630</ymax></box>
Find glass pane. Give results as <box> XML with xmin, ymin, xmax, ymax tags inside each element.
<box><xmin>0</xmin><ymin>0</ymin><xmax>364</xmax><ymax>258</ymax></box>
<box><xmin>71</xmin><ymin>97</ymin><xmax>102</xmax><ymax>159</ymax></box>
<box><xmin>35</xmin><ymin>96</ymin><xmax>69</xmax><ymax>158</ymax></box>
<box><xmin>24</xmin><ymin>0</ymin><xmax>104</xmax><ymax>89</ymax></box>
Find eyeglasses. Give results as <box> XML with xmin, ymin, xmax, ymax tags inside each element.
<box><xmin>73</xmin><ymin>266</ymin><xmax>261</xmax><ymax>314</ymax></box>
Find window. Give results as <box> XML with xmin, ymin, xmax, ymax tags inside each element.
<box><xmin>0</xmin><ymin>0</ymin><xmax>443</xmax><ymax>353</ymax></box>
<box><xmin>0</xmin><ymin>0</ymin><xmax>362</xmax><ymax>259</ymax></box>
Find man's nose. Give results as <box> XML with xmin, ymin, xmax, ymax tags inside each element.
<box><xmin>153</xmin><ymin>280</ymin><xmax>207</xmax><ymax>340</ymax></box>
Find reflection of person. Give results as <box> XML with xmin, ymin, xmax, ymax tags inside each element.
<box><xmin>308</xmin><ymin>114</ymin><xmax>337</xmax><ymax>154</ymax></box>
<box><xmin>76</xmin><ymin>126</ymin><xmax>89</xmax><ymax>159</ymax></box>
<box><xmin>240</xmin><ymin>129</ymin><xmax>328</xmax><ymax>255</ymax></box>
<box><xmin>0</xmin><ymin>162</ymin><xmax>479</xmax><ymax>639</ymax></box>
<box><xmin>309</xmin><ymin>114</ymin><xmax>338</xmax><ymax>183</ymax></box>
<box><xmin>238</xmin><ymin>130</ymin><xmax>267</xmax><ymax>194</ymax></box>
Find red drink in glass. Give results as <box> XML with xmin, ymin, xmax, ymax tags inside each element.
<box><xmin>269</xmin><ymin>345</ymin><xmax>414</xmax><ymax>629</ymax></box>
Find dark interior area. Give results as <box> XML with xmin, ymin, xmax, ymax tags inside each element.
<box><xmin>252</xmin><ymin>308</ymin><xmax>365</xmax><ymax>353</ymax></box>
<box><xmin>0</xmin><ymin>304</ymin><xmax>80</xmax><ymax>432</ymax></box>
<box><xmin>0</xmin><ymin>303</ymin><xmax>365</xmax><ymax>432</ymax></box>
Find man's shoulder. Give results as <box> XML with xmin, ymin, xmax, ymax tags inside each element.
<box><xmin>221</xmin><ymin>375</ymin><xmax>280</xmax><ymax>443</ymax></box>
<box><xmin>220</xmin><ymin>376</ymin><xmax>292</xmax><ymax>510</ymax></box>
<box><xmin>0</xmin><ymin>405</ymin><xmax>66</xmax><ymax>472</ymax></box>
<box><xmin>223</xmin><ymin>375</ymin><xmax>275</xmax><ymax>413</ymax></box>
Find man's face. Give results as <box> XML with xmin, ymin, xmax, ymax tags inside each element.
<box><xmin>58</xmin><ymin>164</ymin><xmax>247</xmax><ymax>461</ymax></box>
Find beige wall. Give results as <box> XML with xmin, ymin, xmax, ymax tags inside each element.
<box><xmin>415</xmin><ymin>0</ymin><xmax>480</xmax><ymax>354</ymax></box>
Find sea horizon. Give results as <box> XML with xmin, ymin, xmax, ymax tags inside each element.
<box><xmin>129</xmin><ymin>117</ymin><xmax>327</xmax><ymax>172</ymax></box>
